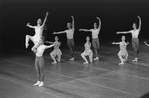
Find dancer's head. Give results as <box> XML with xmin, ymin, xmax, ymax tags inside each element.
<box><xmin>132</xmin><ymin>23</ymin><xmax>137</xmax><ymax>29</ymax></box>
<box><xmin>37</xmin><ymin>19</ymin><xmax>42</xmax><ymax>25</ymax></box>
<box><xmin>55</xmin><ymin>36</ymin><xmax>59</xmax><ymax>41</ymax></box>
<box><xmin>86</xmin><ymin>36</ymin><xmax>90</xmax><ymax>41</ymax></box>
<box><xmin>121</xmin><ymin>36</ymin><xmax>125</xmax><ymax>41</ymax></box>
<box><xmin>67</xmin><ymin>23</ymin><xmax>71</xmax><ymax>29</ymax></box>
<box><xmin>93</xmin><ymin>23</ymin><xmax>97</xmax><ymax>29</ymax></box>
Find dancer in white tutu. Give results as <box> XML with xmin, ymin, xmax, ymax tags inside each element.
<box><xmin>112</xmin><ymin>36</ymin><xmax>129</xmax><ymax>65</ymax></box>
<box><xmin>81</xmin><ymin>36</ymin><xmax>93</xmax><ymax>64</ymax></box>
<box><xmin>26</xmin><ymin>12</ymin><xmax>49</xmax><ymax>51</ymax></box>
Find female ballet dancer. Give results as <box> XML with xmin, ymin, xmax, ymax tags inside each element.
<box><xmin>112</xmin><ymin>36</ymin><xmax>129</xmax><ymax>65</ymax></box>
<box><xmin>46</xmin><ymin>36</ymin><xmax>62</xmax><ymax>64</ymax></box>
<box><xmin>81</xmin><ymin>36</ymin><xmax>93</xmax><ymax>64</ymax></box>
<box><xmin>79</xmin><ymin>17</ymin><xmax>101</xmax><ymax>61</ymax></box>
<box><xmin>26</xmin><ymin>12</ymin><xmax>49</xmax><ymax>51</ymax></box>
<box><xmin>32</xmin><ymin>37</ymin><xmax>55</xmax><ymax>87</ymax></box>
<box><xmin>53</xmin><ymin>16</ymin><xmax>75</xmax><ymax>60</ymax></box>
<box><xmin>117</xmin><ymin>16</ymin><xmax>141</xmax><ymax>62</ymax></box>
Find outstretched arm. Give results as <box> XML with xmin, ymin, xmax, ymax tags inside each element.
<box><xmin>45</xmin><ymin>43</ymin><xmax>55</xmax><ymax>49</ymax></box>
<box><xmin>79</xmin><ymin>29</ymin><xmax>92</xmax><ymax>32</ymax></box>
<box><xmin>112</xmin><ymin>42</ymin><xmax>120</xmax><ymax>45</ymax></box>
<box><xmin>137</xmin><ymin>16</ymin><xmax>141</xmax><ymax>31</ymax></box>
<box><xmin>53</xmin><ymin>30</ymin><xmax>67</xmax><ymax>34</ymax></box>
<box><xmin>71</xmin><ymin>16</ymin><xmax>75</xmax><ymax>29</ymax></box>
<box><xmin>144</xmin><ymin>41</ymin><xmax>149</xmax><ymax>46</ymax></box>
<box><xmin>26</xmin><ymin>23</ymin><xmax>35</xmax><ymax>28</ymax></box>
<box><xmin>41</xmin><ymin>12</ymin><xmax>49</xmax><ymax>27</ymax></box>
<box><xmin>97</xmin><ymin>17</ymin><xmax>101</xmax><ymax>30</ymax></box>
<box><xmin>116</xmin><ymin>30</ymin><xmax>132</xmax><ymax>34</ymax></box>
<box><xmin>45</xmin><ymin>41</ymin><xmax>54</xmax><ymax>44</ymax></box>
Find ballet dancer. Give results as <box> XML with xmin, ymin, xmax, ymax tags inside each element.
<box><xmin>79</xmin><ymin>17</ymin><xmax>101</xmax><ymax>61</ymax></box>
<box><xmin>81</xmin><ymin>36</ymin><xmax>93</xmax><ymax>64</ymax></box>
<box><xmin>117</xmin><ymin>16</ymin><xmax>141</xmax><ymax>62</ymax></box>
<box><xmin>53</xmin><ymin>16</ymin><xmax>75</xmax><ymax>60</ymax></box>
<box><xmin>46</xmin><ymin>36</ymin><xmax>62</xmax><ymax>64</ymax></box>
<box><xmin>32</xmin><ymin>37</ymin><xmax>55</xmax><ymax>87</ymax></box>
<box><xmin>26</xmin><ymin>12</ymin><xmax>49</xmax><ymax>51</ymax></box>
<box><xmin>112</xmin><ymin>36</ymin><xmax>129</xmax><ymax>65</ymax></box>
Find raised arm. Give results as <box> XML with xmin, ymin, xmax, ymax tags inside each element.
<box><xmin>79</xmin><ymin>29</ymin><xmax>92</xmax><ymax>32</ymax></box>
<box><xmin>137</xmin><ymin>16</ymin><xmax>141</xmax><ymax>31</ymax></box>
<box><xmin>71</xmin><ymin>16</ymin><xmax>75</xmax><ymax>29</ymax></box>
<box><xmin>41</xmin><ymin>12</ymin><xmax>49</xmax><ymax>27</ymax></box>
<box><xmin>26</xmin><ymin>23</ymin><xmax>35</xmax><ymax>28</ymax></box>
<box><xmin>97</xmin><ymin>17</ymin><xmax>101</xmax><ymax>29</ymax></box>
<box><xmin>53</xmin><ymin>30</ymin><xmax>67</xmax><ymax>34</ymax></box>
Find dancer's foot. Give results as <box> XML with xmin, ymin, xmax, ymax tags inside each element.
<box><xmin>94</xmin><ymin>57</ymin><xmax>99</xmax><ymax>61</ymax></box>
<box><xmin>119</xmin><ymin>62</ymin><xmax>124</xmax><ymax>65</ymax></box>
<box><xmin>69</xmin><ymin>57</ymin><xmax>74</xmax><ymax>61</ymax></box>
<box><xmin>52</xmin><ymin>61</ymin><xmax>57</xmax><ymax>64</ymax></box>
<box><xmin>38</xmin><ymin>82</ymin><xmax>44</xmax><ymax>87</ymax></box>
<box><xmin>132</xmin><ymin>58</ymin><xmax>138</xmax><ymax>62</ymax></box>
<box><xmin>33</xmin><ymin>81</ymin><xmax>40</xmax><ymax>86</ymax></box>
<box><xmin>25</xmin><ymin>43</ymin><xmax>29</xmax><ymax>48</ymax></box>
<box><xmin>83</xmin><ymin>62</ymin><xmax>89</xmax><ymax>64</ymax></box>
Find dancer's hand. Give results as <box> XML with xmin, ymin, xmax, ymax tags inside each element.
<box><xmin>26</xmin><ymin>23</ymin><xmax>30</xmax><ymax>26</ymax></box>
<box><xmin>97</xmin><ymin>17</ymin><xmax>100</xmax><ymax>20</ymax></box>
<box><xmin>112</xmin><ymin>42</ymin><xmax>115</xmax><ymax>44</ymax></box>
<box><xmin>53</xmin><ymin>31</ymin><xmax>56</xmax><ymax>34</ymax></box>
<box><xmin>137</xmin><ymin>15</ymin><xmax>140</xmax><ymax>19</ymax></box>
<box><xmin>46</xmin><ymin>12</ymin><xmax>49</xmax><ymax>16</ymax></box>
<box><xmin>116</xmin><ymin>32</ymin><xmax>120</xmax><ymax>34</ymax></box>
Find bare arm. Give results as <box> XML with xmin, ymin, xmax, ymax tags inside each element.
<box><xmin>71</xmin><ymin>16</ymin><xmax>75</xmax><ymax>29</ymax></box>
<box><xmin>45</xmin><ymin>41</ymin><xmax>54</xmax><ymax>44</ymax></box>
<box><xmin>112</xmin><ymin>42</ymin><xmax>120</xmax><ymax>45</ymax></box>
<box><xmin>53</xmin><ymin>30</ymin><xmax>67</xmax><ymax>34</ymax></box>
<box><xmin>97</xmin><ymin>17</ymin><xmax>101</xmax><ymax>30</ymax></box>
<box><xmin>41</xmin><ymin>12</ymin><xmax>49</xmax><ymax>27</ymax></box>
<box><xmin>45</xmin><ymin>44</ymin><xmax>54</xmax><ymax>49</ymax></box>
<box><xmin>137</xmin><ymin>16</ymin><xmax>141</xmax><ymax>31</ymax></box>
<box><xmin>116</xmin><ymin>30</ymin><xmax>132</xmax><ymax>34</ymax></box>
<box><xmin>26</xmin><ymin>23</ymin><xmax>35</xmax><ymax>28</ymax></box>
<box><xmin>79</xmin><ymin>29</ymin><xmax>92</xmax><ymax>32</ymax></box>
<box><xmin>144</xmin><ymin>41</ymin><xmax>149</xmax><ymax>46</ymax></box>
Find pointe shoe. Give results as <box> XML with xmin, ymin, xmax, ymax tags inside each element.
<box><xmin>25</xmin><ymin>43</ymin><xmax>29</xmax><ymax>48</ymax></box>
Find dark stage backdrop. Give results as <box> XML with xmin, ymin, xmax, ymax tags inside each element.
<box><xmin>1</xmin><ymin>0</ymin><xmax>149</xmax><ymax>51</ymax></box>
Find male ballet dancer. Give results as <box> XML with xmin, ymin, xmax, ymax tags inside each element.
<box><xmin>32</xmin><ymin>37</ymin><xmax>55</xmax><ymax>87</ymax></box>
<box><xmin>112</xmin><ymin>36</ymin><xmax>129</xmax><ymax>65</ymax></box>
<box><xmin>81</xmin><ymin>36</ymin><xmax>93</xmax><ymax>64</ymax></box>
<box><xmin>53</xmin><ymin>16</ymin><xmax>75</xmax><ymax>60</ymax></box>
<box><xmin>46</xmin><ymin>36</ymin><xmax>62</xmax><ymax>64</ymax></box>
<box><xmin>26</xmin><ymin>12</ymin><xmax>49</xmax><ymax>51</ymax></box>
<box><xmin>79</xmin><ymin>17</ymin><xmax>101</xmax><ymax>61</ymax></box>
<box><xmin>117</xmin><ymin>16</ymin><xmax>141</xmax><ymax>62</ymax></box>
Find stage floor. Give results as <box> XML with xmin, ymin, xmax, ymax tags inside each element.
<box><xmin>0</xmin><ymin>42</ymin><xmax>149</xmax><ymax>98</ymax></box>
